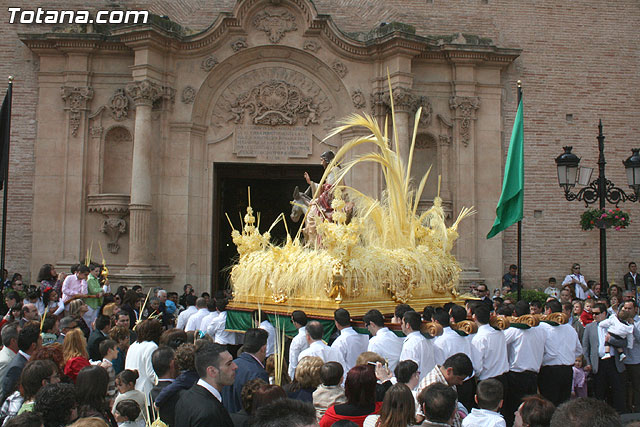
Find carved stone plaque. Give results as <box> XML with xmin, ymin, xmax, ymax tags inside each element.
<box><xmin>233</xmin><ymin>126</ymin><xmax>312</xmax><ymax>160</ymax></box>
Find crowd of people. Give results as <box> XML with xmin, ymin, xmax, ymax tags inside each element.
<box><xmin>0</xmin><ymin>261</ymin><xmax>636</xmax><ymax>427</ymax></box>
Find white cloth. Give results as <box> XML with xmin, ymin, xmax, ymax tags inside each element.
<box><xmin>199</xmin><ymin>311</ymin><xmax>219</xmax><ymax>333</ymax></box>
<box><xmin>461</xmin><ymin>408</ymin><xmax>506</xmax><ymax>427</ymax></box>
<box><xmin>434</xmin><ymin>327</ymin><xmax>477</xmax><ymax>372</ymax></box>
<box><xmin>502</xmin><ymin>326</ymin><xmax>545</xmax><ymax>373</ymax></box>
<box><xmin>112</xmin><ymin>389</ymin><xmax>147</xmax><ymax>424</ymax></box>
<box><xmin>298</xmin><ymin>340</ymin><xmax>344</xmax><ymax>367</ymax></box>
<box><xmin>368</xmin><ymin>327</ymin><xmax>403</xmax><ymax>372</ymax></box>
<box><xmin>399</xmin><ymin>331</ymin><xmax>443</xmax><ymax>381</ymax></box>
<box><xmin>562</xmin><ymin>273</ymin><xmax>589</xmax><ymax>300</ymax></box>
<box><xmin>196</xmin><ymin>378</ymin><xmax>222</xmax><ymax>402</ymax></box>
<box><xmin>470</xmin><ymin>325</ymin><xmax>509</xmax><ymax>380</ymax></box>
<box><xmin>599</xmin><ymin>315</ymin><xmax>635</xmax><ymax>349</ymax></box>
<box><xmin>185</xmin><ymin>308</ymin><xmax>210</xmax><ymax>332</ymax></box>
<box><xmin>124</xmin><ymin>340</ymin><xmax>158</xmax><ymax>398</ymax></box>
<box><xmin>260</xmin><ymin>320</ymin><xmax>277</xmax><ymax>357</ymax></box>
<box><xmin>0</xmin><ymin>346</ymin><xmax>16</xmax><ymax>387</ymax></box>
<box><xmin>288</xmin><ymin>326</ymin><xmax>309</xmax><ymax>379</ymax></box>
<box><xmin>207</xmin><ymin>311</ymin><xmax>239</xmax><ymax>345</ymax></box>
<box><xmin>47</xmin><ymin>301</ymin><xmax>65</xmax><ymax>316</ymax></box>
<box><xmin>331</xmin><ymin>327</ymin><xmax>369</xmax><ymax>373</ymax></box>
<box><xmin>176</xmin><ymin>306</ymin><xmax>197</xmax><ymax>330</ymax></box>
<box><xmin>539</xmin><ymin>322</ymin><xmax>582</xmax><ymax>366</ymax></box>
<box><xmin>544</xmin><ymin>287</ymin><xmax>560</xmax><ymax>298</ymax></box>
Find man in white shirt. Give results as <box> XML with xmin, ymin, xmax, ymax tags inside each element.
<box><xmin>561</xmin><ymin>263</ymin><xmax>589</xmax><ymax>300</ymax></box>
<box><xmin>331</xmin><ymin>308</ymin><xmax>369</xmax><ymax>373</ymax></box>
<box><xmin>185</xmin><ymin>297</ymin><xmax>209</xmax><ymax>332</ymax></box>
<box><xmin>537</xmin><ymin>299</ymin><xmax>582</xmax><ymax>407</ymax></box>
<box><xmin>400</xmin><ymin>310</ymin><xmax>443</xmax><ymax>381</ymax></box>
<box><xmin>297</xmin><ymin>321</ymin><xmax>345</xmax><ymax>368</ymax></box>
<box><xmin>501</xmin><ymin>301</ymin><xmax>545</xmax><ymax>426</ymax></box>
<box><xmin>252</xmin><ymin>310</ymin><xmax>277</xmax><ymax>358</ymax></box>
<box><xmin>176</xmin><ymin>295</ymin><xmax>198</xmax><ymax>330</ymax></box>
<box><xmin>364</xmin><ymin>309</ymin><xmax>403</xmax><ymax>371</ymax></box>
<box><xmin>207</xmin><ymin>299</ymin><xmax>239</xmax><ymax>346</ymax></box>
<box><xmin>0</xmin><ymin>324</ymin><xmax>18</xmax><ymax>386</ymax></box>
<box><xmin>199</xmin><ymin>300</ymin><xmax>219</xmax><ymax>332</ymax></box>
<box><xmin>288</xmin><ymin>310</ymin><xmax>309</xmax><ymax>379</ymax></box>
<box><xmin>432</xmin><ymin>310</ymin><xmax>474</xmax><ymax>364</ymax></box>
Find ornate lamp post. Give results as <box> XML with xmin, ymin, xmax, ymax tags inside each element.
<box><xmin>555</xmin><ymin>121</ymin><xmax>640</xmax><ymax>292</ymax></box>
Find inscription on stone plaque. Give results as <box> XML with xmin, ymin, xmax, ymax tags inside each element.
<box><xmin>233</xmin><ymin>126</ymin><xmax>312</xmax><ymax>160</ymax></box>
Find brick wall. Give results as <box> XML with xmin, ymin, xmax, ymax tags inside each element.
<box><xmin>1</xmin><ymin>0</ymin><xmax>638</xmax><ymax>289</ymax></box>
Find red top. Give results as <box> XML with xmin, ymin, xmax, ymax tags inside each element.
<box><xmin>64</xmin><ymin>356</ymin><xmax>90</xmax><ymax>382</ymax></box>
<box><xmin>580</xmin><ymin>310</ymin><xmax>594</xmax><ymax>326</ymax></box>
<box><xmin>319</xmin><ymin>401</ymin><xmax>383</xmax><ymax>427</ymax></box>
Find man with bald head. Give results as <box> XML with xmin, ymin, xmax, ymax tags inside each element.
<box><xmin>185</xmin><ymin>297</ymin><xmax>210</xmax><ymax>332</ymax></box>
<box><xmin>19</xmin><ymin>304</ymin><xmax>39</xmax><ymax>328</ymax></box>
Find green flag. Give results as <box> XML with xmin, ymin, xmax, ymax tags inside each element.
<box><xmin>487</xmin><ymin>98</ymin><xmax>524</xmax><ymax>239</ymax></box>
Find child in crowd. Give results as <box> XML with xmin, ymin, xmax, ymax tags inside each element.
<box><xmin>99</xmin><ymin>339</ymin><xmax>119</xmax><ymax>402</ymax></box>
<box><xmin>599</xmin><ymin>307</ymin><xmax>635</xmax><ymax>362</ymax></box>
<box><xmin>572</xmin><ymin>355</ymin><xmax>588</xmax><ymax>398</ymax></box>
<box><xmin>313</xmin><ymin>361</ymin><xmax>347</xmax><ymax>420</ymax></box>
<box><xmin>114</xmin><ymin>399</ymin><xmax>144</xmax><ymax>427</ymax></box>
<box><xmin>580</xmin><ymin>299</ymin><xmax>595</xmax><ymax>326</ymax></box>
<box><xmin>40</xmin><ymin>316</ymin><xmax>59</xmax><ymax>346</ymax></box>
<box><xmin>461</xmin><ymin>379</ymin><xmax>506</xmax><ymax>427</ymax></box>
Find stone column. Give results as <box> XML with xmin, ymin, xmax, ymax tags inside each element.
<box><xmin>125</xmin><ymin>80</ymin><xmax>161</xmax><ymax>266</ymax></box>
<box><xmin>390</xmin><ymin>87</ymin><xmax>417</xmax><ymax>168</ymax></box>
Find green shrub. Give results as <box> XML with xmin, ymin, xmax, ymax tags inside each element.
<box><xmin>504</xmin><ymin>289</ymin><xmax>549</xmax><ymax>305</ymax></box>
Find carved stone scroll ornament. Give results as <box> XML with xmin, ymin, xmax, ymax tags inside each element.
<box><xmin>125</xmin><ymin>80</ymin><xmax>162</xmax><ymax>106</ymax></box>
<box><xmin>201</xmin><ymin>55</ymin><xmax>218</xmax><ymax>72</ymax></box>
<box><xmin>303</xmin><ymin>40</ymin><xmax>319</xmax><ymax>52</ymax></box>
<box><xmin>109</xmin><ymin>89</ymin><xmax>129</xmax><ymax>121</ymax></box>
<box><xmin>182</xmin><ymin>86</ymin><xmax>196</xmax><ymax>104</ymax></box>
<box><xmin>253</xmin><ymin>8</ymin><xmax>297</xmax><ymax>43</ymax></box>
<box><xmin>231</xmin><ymin>38</ymin><xmax>248</xmax><ymax>52</ymax></box>
<box><xmin>100</xmin><ymin>217</ymin><xmax>127</xmax><ymax>254</ymax></box>
<box><xmin>370</xmin><ymin>87</ymin><xmax>418</xmax><ymax>115</ymax></box>
<box><xmin>351</xmin><ymin>90</ymin><xmax>366</xmax><ymax>109</ymax></box>
<box><xmin>228</xmin><ymin>80</ymin><xmax>321</xmax><ymax>126</ymax></box>
<box><xmin>449</xmin><ymin>96</ymin><xmax>480</xmax><ymax>146</ymax></box>
<box><xmin>60</xmin><ymin>86</ymin><xmax>93</xmax><ymax>137</ymax></box>
<box><xmin>331</xmin><ymin>61</ymin><xmax>348</xmax><ymax>78</ymax></box>
<box><xmin>416</xmin><ymin>96</ymin><xmax>433</xmax><ymax>126</ymax></box>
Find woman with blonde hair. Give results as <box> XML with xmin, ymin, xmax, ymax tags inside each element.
<box><xmin>63</xmin><ymin>328</ymin><xmax>90</xmax><ymax>382</ymax></box>
<box><xmin>67</xmin><ymin>299</ymin><xmax>91</xmax><ymax>339</ymax></box>
<box><xmin>363</xmin><ymin>383</ymin><xmax>415</xmax><ymax>427</ymax></box>
<box><xmin>285</xmin><ymin>356</ymin><xmax>323</xmax><ymax>402</ymax></box>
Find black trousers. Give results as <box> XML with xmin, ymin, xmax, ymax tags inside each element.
<box><xmin>504</xmin><ymin>370</ymin><xmax>538</xmax><ymax>426</ymax></box>
<box><xmin>538</xmin><ymin>365</ymin><xmax>573</xmax><ymax>407</ymax></box>
<box><xmin>626</xmin><ymin>363</ymin><xmax>640</xmax><ymax>412</ymax></box>
<box><xmin>595</xmin><ymin>357</ymin><xmax>626</xmax><ymax>413</ymax></box>
<box><xmin>457</xmin><ymin>377</ymin><xmax>476</xmax><ymax>412</ymax></box>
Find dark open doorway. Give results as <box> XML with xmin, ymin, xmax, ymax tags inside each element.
<box><xmin>211</xmin><ymin>162</ymin><xmax>324</xmax><ymax>293</ymax></box>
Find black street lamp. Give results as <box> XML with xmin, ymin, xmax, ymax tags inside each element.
<box><xmin>555</xmin><ymin>121</ymin><xmax>640</xmax><ymax>293</ymax></box>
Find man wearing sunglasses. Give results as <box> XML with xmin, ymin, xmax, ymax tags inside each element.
<box><xmin>562</xmin><ymin>263</ymin><xmax>589</xmax><ymax>300</ymax></box>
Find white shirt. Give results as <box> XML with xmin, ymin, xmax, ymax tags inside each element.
<box><xmin>331</xmin><ymin>327</ymin><xmax>369</xmax><ymax>373</ymax></box>
<box><xmin>502</xmin><ymin>325</ymin><xmax>545</xmax><ymax>373</ymax></box>
<box><xmin>599</xmin><ymin>315</ymin><xmax>635</xmax><ymax>349</ymax></box>
<box><xmin>185</xmin><ymin>308</ymin><xmax>210</xmax><ymax>332</ymax></box>
<box><xmin>124</xmin><ymin>340</ymin><xmax>158</xmax><ymax>398</ymax></box>
<box><xmin>368</xmin><ymin>327</ymin><xmax>403</xmax><ymax>372</ymax></box>
<box><xmin>207</xmin><ymin>311</ymin><xmax>239</xmax><ymax>345</ymax></box>
<box><xmin>288</xmin><ymin>326</ymin><xmax>309</xmax><ymax>379</ymax></box>
<box><xmin>260</xmin><ymin>320</ymin><xmax>277</xmax><ymax>357</ymax></box>
<box><xmin>199</xmin><ymin>311</ymin><xmax>219</xmax><ymax>332</ymax></box>
<box><xmin>434</xmin><ymin>327</ymin><xmax>475</xmax><ymax>368</ymax></box>
<box><xmin>196</xmin><ymin>378</ymin><xmax>222</xmax><ymax>402</ymax></box>
<box><xmin>471</xmin><ymin>325</ymin><xmax>509</xmax><ymax>380</ymax></box>
<box><xmin>461</xmin><ymin>408</ymin><xmax>506</xmax><ymax>427</ymax></box>
<box><xmin>399</xmin><ymin>331</ymin><xmax>443</xmax><ymax>381</ymax></box>
<box><xmin>176</xmin><ymin>306</ymin><xmax>197</xmax><ymax>330</ymax></box>
<box><xmin>298</xmin><ymin>340</ymin><xmax>345</xmax><ymax>368</ymax></box>
<box><xmin>539</xmin><ymin>321</ymin><xmax>582</xmax><ymax>366</ymax></box>
<box><xmin>562</xmin><ymin>273</ymin><xmax>589</xmax><ymax>300</ymax></box>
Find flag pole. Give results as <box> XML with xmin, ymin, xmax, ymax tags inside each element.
<box><xmin>0</xmin><ymin>76</ymin><xmax>13</xmax><ymax>276</ymax></box>
<box><xmin>516</xmin><ymin>80</ymin><xmax>523</xmax><ymax>302</ymax></box>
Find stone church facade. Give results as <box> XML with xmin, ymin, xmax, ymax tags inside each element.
<box><xmin>2</xmin><ymin>0</ymin><xmax>639</xmax><ymax>292</ymax></box>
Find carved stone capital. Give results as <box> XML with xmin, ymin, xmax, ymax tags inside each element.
<box><xmin>125</xmin><ymin>80</ymin><xmax>162</xmax><ymax>107</ymax></box>
<box><xmin>109</xmin><ymin>88</ymin><xmax>129</xmax><ymax>121</ymax></box>
<box><xmin>90</xmin><ymin>126</ymin><xmax>103</xmax><ymax>138</ymax></box>
<box><xmin>416</xmin><ymin>96</ymin><xmax>433</xmax><ymax>126</ymax></box>
<box><xmin>370</xmin><ymin>88</ymin><xmax>423</xmax><ymax>115</ymax></box>
<box><xmin>449</xmin><ymin>96</ymin><xmax>480</xmax><ymax>146</ymax></box>
<box><xmin>253</xmin><ymin>8</ymin><xmax>297</xmax><ymax>43</ymax></box>
<box><xmin>61</xmin><ymin>86</ymin><xmax>93</xmax><ymax>137</ymax></box>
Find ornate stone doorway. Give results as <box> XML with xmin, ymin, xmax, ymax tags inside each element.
<box><xmin>211</xmin><ymin>162</ymin><xmax>324</xmax><ymax>291</ymax></box>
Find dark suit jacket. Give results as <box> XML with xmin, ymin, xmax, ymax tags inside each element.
<box><xmin>222</xmin><ymin>353</ymin><xmax>269</xmax><ymax>413</ymax></box>
<box><xmin>175</xmin><ymin>384</ymin><xmax>233</xmax><ymax>427</ymax></box>
<box><xmin>624</xmin><ymin>272</ymin><xmax>639</xmax><ymax>291</ymax></box>
<box><xmin>582</xmin><ymin>321</ymin><xmax>625</xmax><ymax>374</ymax></box>
<box><xmin>87</xmin><ymin>329</ymin><xmax>107</xmax><ymax>361</ymax></box>
<box><xmin>1</xmin><ymin>353</ymin><xmax>27</xmax><ymax>400</ymax></box>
